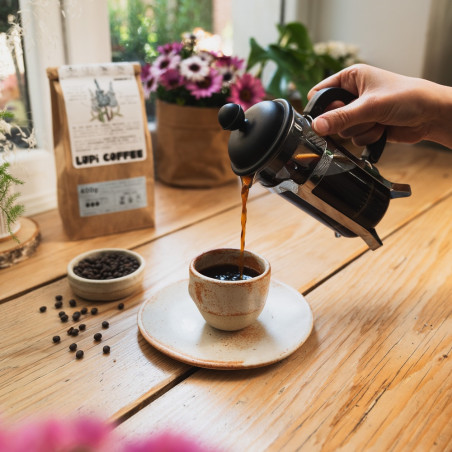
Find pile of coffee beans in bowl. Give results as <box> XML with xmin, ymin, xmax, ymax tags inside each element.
<box><xmin>67</xmin><ymin>248</ymin><xmax>145</xmax><ymax>301</ymax></box>
<box><xmin>73</xmin><ymin>252</ymin><xmax>140</xmax><ymax>280</ymax></box>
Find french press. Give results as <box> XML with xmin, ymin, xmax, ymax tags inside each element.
<box><xmin>218</xmin><ymin>87</ymin><xmax>411</xmax><ymax>250</ymax></box>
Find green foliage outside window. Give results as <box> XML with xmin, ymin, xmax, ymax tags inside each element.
<box><xmin>109</xmin><ymin>0</ymin><xmax>213</xmax><ymax>64</ymax></box>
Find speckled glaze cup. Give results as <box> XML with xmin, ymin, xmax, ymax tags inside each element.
<box><xmin>188</xmin><ymin>248</ymin><xmax>271</xmax><ymax>331</ymax></box>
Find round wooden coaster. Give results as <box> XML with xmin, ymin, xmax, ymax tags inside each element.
<box><xmin>0</xmin><ymin>217</ymin><xmax>41</xmax><ymax>269</ymax></box>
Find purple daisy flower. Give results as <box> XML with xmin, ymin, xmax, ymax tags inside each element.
<box><xmin>157</xmin><ymin>42</ymin><xmax>183</xmax><ymax>55</ymax></box>
<box><xmin>186</xmin><ymin>69</ymin><xmax>223</xmax><ymax>99</ymax></box>
<box><xmin>180</xmin><ymin>55</ymin><xmax>210</xmax><ymax>81</ymax></box>
<box><xmin>153</xmin><ymin>53</ymin><xmax>181</xmax><ymax>73</ymax></box>
<box><xmin>141</xmin><ymin>64</ymin><xmax>159</xmax><ymax>98</ymax></box>
<box><xmin>228</xmin><ymin>73</ymin><xmax>266</xmax><ymax>111</ymax></box>
<box><xmin>159</xmin><ymin>68</ymin><xmax>185</xmax><ymax>90</ymax></box>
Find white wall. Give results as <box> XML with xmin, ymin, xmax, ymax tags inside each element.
<box><xmin>232</xmin><ymin>0</ymin><xmax>435</xmax><ymax>79</ymax></box>
<box><xmin>306</xmin><ymin>0</ymin><xmax>433</xmax><ymax>77</ymax></box>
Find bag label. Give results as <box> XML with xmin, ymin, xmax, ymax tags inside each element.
<box><xmin>58</xmin><ymin>63</ymin><xmax>147</xmax><ymax>169</ymax></box>
<box><xmin>77</xmin><ymin>177</ymin><xmax>147</xmax><ymax>217</ymax></box>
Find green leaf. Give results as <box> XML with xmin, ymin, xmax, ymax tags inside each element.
<box><xmin>277</xmin><ymin>22</ymin><xmax>313</xmax><ymax>51</ymax></box>
<box><xmin>246</xmin><ymin>38</ymin><xmax>269</xmax><ymax>71</ymax></box>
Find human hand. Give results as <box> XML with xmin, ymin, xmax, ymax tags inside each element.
<box><xmin>308</xmin><ymin>64</ymin><xmax>452</xmax><ymax>148</ymax></box>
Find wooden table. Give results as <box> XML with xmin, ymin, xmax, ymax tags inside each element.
<box><xmin>0</xmin><ymin>143</ymin><xmax>451</xmax><ymax>451</ymax></box>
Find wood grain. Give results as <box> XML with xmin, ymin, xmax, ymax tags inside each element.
<box><xmin>0</xmin><ymin>143</ymin><xmax>451</xmax><ymax>435</ymax></box>
<box><xmin>117</xmin><ymin>194</ymin><xmax>452</xmax><ymax>452</ymax></box>
<box><xmin>0</xmin><ymin>179</ymin><xmax>267</xmax><ymax>301</ymax></box>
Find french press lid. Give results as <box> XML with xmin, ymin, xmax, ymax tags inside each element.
<box><xmin>218</xmin><ymin>99</ymin><xmax>294</xmax><ymax>176</ymax></box>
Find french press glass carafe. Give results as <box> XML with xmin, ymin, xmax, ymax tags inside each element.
<box><xmin>218</xmin><ymin>87</ymin><xmax>411</xmax><ymax>250</ymax></box>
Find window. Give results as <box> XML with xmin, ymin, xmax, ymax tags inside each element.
<box><xmin>0</xmin><ymin>0</ymin><xmax>32</xmax><ymax>148</ymax></box>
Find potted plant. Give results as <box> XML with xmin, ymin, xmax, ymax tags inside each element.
<box><xmin>246</xmin><ymin>22</ymin><xmax>360</xmax><ymax>108</ymax></box>
<box><xmin>0</xmin><ymin>110</ymin><xmax>25</xmax><ymax>242</ymax></box>
<box><xmin>141</xmin><ymin>29</ymin><xmax>266</xmax><ymax>188</ymax></box>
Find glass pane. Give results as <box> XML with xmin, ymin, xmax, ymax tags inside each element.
<box><xmin>0</xmin><ymin>0</ymin><xmax>32</xmax><ymax>149</ymax></box>
<box><xmin>108</xmin><ymin>0</ymin><xmax>214</xmax><ymax>119</ymax></box>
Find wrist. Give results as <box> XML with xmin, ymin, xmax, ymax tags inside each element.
<box><xmin>425</xmin><ymin>82</ymin><xmax>452</xmax><ymax>148</ymax></box>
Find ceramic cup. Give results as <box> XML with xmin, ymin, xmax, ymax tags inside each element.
<box><xmin>188</xmin><ymin>248</ymin><xmax>271</xmax><ymax>331</ymax></box>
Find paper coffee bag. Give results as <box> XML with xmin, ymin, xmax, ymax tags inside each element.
<box><xmin>47</xmin><ymin>63</ymin><xmax>155</xmax><ymax>240</ymax></box>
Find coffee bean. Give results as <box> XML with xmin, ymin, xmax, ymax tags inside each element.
<box><xmin>72</xmin><ymin>311</ymin><xmax>81</xmax><ymax>321</ymax></box>
<box><xmin>102</xmin><ymin>345</ymin><xmax>110</xmax><ymax>354</ymax></box>
<box><xmin>69</xmin><ymin>299</ymin><xmax>77</xmax><ymax>307</ymax></box>
<box><xmin>39</xmin><ymin>306</ymin><xmax>47</xmax><ymax>313</ymax></box>
<box><xmin>59</xmin><ymin>311</ymin><xmax>66</xmax><ymax>317</ymax></box>
<box><xmin>79</xmin><ymin>324</ymin><xmax>86</xmax><ymax>331</ymax></box>
<box><xmin>71</xmin><ymin>328</ymin><xmax>79</xmax><ymax>337</ymax></box>
<box><xmin>61</xmin><ymin>314</ymin><xmax>69</xmax><ymax>323</ymax></box>
<box><xmin>52</xmin><ymin>335</ymin><xmax>60</xmax><ymax>343</ymax></box>
<box><xmin>69</xmin><ymin>343</ymin><xmax>77</xmax><ymax>352</ymax></box>
<box><xmin>76</xmin><ymin>350</ymin><xmax>84</xmax><ymax>359</ymax></box>
<box><xmin>102</xmin><ymin>321</ymin><xmax>109</xmax><ymax>329</ymax></box>
<box><xmin>91</xmin><ymin>308</ymin><xmax>98</xmax><ymax>315</ymax></box>
<box><xmin>118</xmin><ymin>303</ymin><xmax>124</xmax><ymax>310</ymax></box>
<box><xmin>55</xmin><ymin>295</ymin><xmax>63</xmax><ymax>301</ymax></box>
<box><xmin>94</xmin><ymin>332</ymin><xmax>102</xmax><ymax>341</ymax></box>
<box><xmin>67</xmin><ymin>327</ymin><xmax>74</xmax><ymax>335</ymax></box>
<box><xmin>81</xmin><ymin>307</ymin><xmax>88</xmax><ymax>315</ymax></box>
<box><xmin>55</xmin><ymin>301</ymin><xmax>63</xmax><ymax>309</ymax></box>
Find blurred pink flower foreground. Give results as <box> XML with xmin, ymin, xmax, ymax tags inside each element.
<box><xmin>0</xmin><ymin>416</ymin><xmax>214</xmax><ymax>452</ymax></box>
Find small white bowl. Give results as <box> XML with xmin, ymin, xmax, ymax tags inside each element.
<box><xmin>67</xmin><ymin>248</ymin><xmax>145</xmax><ymax>301</ymax></box>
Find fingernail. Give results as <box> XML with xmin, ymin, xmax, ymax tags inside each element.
<box><xmin>313</xmin><ymin>117</ymin><xmax>330</xmax><ymax>135</ymax></box>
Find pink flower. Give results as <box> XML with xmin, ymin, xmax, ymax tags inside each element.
<box><xmin>228</xmin><ymin>73</ymin><xmax>266</xmax><ymax>110</ymax></box>
<box><xmin>159</xmin><ymin>68</ymin><xmax>185</xmax><ymax>90</ymax></box>
<box><xmin>141</xmin><ymin>64</ymin><xmax>159</xmax><ymax>98</ymax></box>
<box><xmin>186</xmin><ymin>69</ymin><xmax>223</xmax><ymax>99</ymax></box>
<box><xmin>180</xmin><ymin>55</ymin><xmax>210</xmax><ymax>81</ymax></box>
<box><xmin>124</xmin><ymin>431</ymin><xmax>213</xmax><ymax>452</ymax></box>
<box><xmin>157</xmin><ymin>42</ymin><xmax>183</xmax><ymax>55</ymax></box>
<box><xmin>0</xmin><ymin>416</ymin><xmax>117</xmax><ymax>452</ymax></box>
<box><xmin>153</xmin><ymin>53</ymin><xmax>181</xmax><ymax>73</ymax></box>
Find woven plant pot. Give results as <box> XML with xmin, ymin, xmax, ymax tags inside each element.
<box><xmin>155</xmin><ymin>100</ymin><xmax>236</xmax><ymax>188</ymax></box>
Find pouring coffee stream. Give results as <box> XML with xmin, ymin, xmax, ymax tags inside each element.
<box><xmin>219</xmin><ymin>87</ymin><xmax>412</xmax><ymax>252</ymax></box>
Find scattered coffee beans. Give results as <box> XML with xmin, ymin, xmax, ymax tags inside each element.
<box><xmin>69</xmin><ymin>299</ymin><xmax>77</xmax><ymax>307</ymax></box>
<box><xmin>118</xmin><ymin>303</ymin><xmax>124</xmax><ymax>310</ymax></box>
<box><xmin>69</xmin><ymin>343</ymin><xmax>77</xmax><ymax>352</ymax></box>
<box><xmin>91</xmin><ymin>307</ymin><xmax>98</xmax><ymax>315</ymax></box>
<box><xmin>52</xmin><ymin>335</ymin><xmax>60</xmax><ymax>343</ymax></box>
<box><xmin>102</xmin><ymin>321</ymin><xmax>109</xmax><ymax>329</ymax></box>
<box><xmin>81</xmin><ymin>307</ymin><xmax>88</xmax><ymax>315</ymax></box>
<box><xmin>39</xmin><ymin>306</ymin><xmax>47</xmax><ymax>313</ymax></box>
<box><xmin>94</xmin><ymin>332</ymin><xmax>102</xmax><ymax>341</ymax></box>
<box><xmin>103</xmin><ymin>345</ymin><xmax>110</xmax><ymax>354</ymax></box>
<box><xmin>79</xmin><ymin>324</ymin><xmax>86</xmax><ymax>331</ymax></box>
<box><xmin>73</xmin><ymin>252</ymin><xmax>140</xmax><ymax>280</ymax></box>
<box><xmin>76</xmin><ymin>350</ymin><xmax>84</xmax><ymax>359</ymax></box>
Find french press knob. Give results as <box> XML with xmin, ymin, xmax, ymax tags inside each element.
<box><xmin>219</xmin><ymin>87</ymin><xmax>411</xmax><ymax>250</ymax></box>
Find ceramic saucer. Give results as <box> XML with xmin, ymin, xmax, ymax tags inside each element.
<box><xmin>138</xmin><ymin>279</ymin><xmax>313</xmax><ymax>370</ymax></box>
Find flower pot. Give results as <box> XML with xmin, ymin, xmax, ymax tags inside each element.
<box><xmin>155</xmin><ymin>100</ymin><xmax>236</xmax><ymax>188</ymax></box>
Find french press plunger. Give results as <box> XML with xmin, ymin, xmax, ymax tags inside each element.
<box><xmin>218</xmin><ymin>87</ymin><xmax>411</xmax><ymax>250</ymax></box>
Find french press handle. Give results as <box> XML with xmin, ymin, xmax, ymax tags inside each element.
<box><xmin>303</xmin><ymin>87</ymin><xmax>387</xmax><ymax>164</ymax></box>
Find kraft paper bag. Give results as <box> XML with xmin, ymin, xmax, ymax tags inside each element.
<box><xmin>155</xmin><ymin>100</ymin><xmax>236</xmax><ymax>188</ymax></box>
<box><xmin>47</xmin><ymin>63</ymin><xmax>155</xmax><ymax>240</ymax></box>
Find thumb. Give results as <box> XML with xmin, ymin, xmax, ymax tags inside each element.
<box><xmin>311</xmin><ymin>99</ymin><xmax>370</xmax><ymax>136</ymax></box>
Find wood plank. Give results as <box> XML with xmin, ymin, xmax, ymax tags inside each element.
<box><xmin>0</xmin><ymin>144</ymin><xmax>451</xmax><ymax>424</ymax></box>
<box><xmin>0</xmin><ymin>179</ymin><xmax>267</xmax><ymax>301</ymax></box>
<box><xmin>117</xmin><ymin>194</ymin><xmax>452</xmax><ymax>452</ymax></box>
